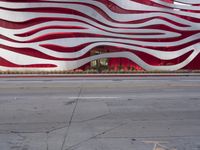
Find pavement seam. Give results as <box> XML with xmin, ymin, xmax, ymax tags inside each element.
<box><xmin>60</xmin><ymin>86</ymin><xmax>82</xmax><ymax>150</ymax></box>
<box><xmin>46</xmin><ymin>132</ymin><xmax>49</xmax><ymax>150</ymax></box>
<box><xmin>65</xmin><ymin>122</ymin><xmax>127</xmax><ymax>150</ymax></box>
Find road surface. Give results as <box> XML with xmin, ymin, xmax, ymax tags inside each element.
<box><xmin>0</xmin><ymin>76</ymin><xmax>200</xmax><ymax>150</ymax></box>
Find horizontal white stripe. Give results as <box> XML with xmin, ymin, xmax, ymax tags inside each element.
<box><xmin>0</xmin><ymin>45</ymin><xmax>199</xmax><ymax>71</ymax></box>
<box><xmin>1</xmin><ymin>38</ymin><xmax>199</xmax><ymax>61</ymax></box>
<box><xmin>152</xmin><ymin>0</ymin><xmax>199</xmax><ymax>10</ymax></box>
<box><xmin>1</xmin><ymin>32</ymin><xmax>199</xmax><ymax>49</ymax></box>
<box><xmin>68</xmin><ymin>96</ymin><xmax>119</xmax><ymax>99</ymax></box>
<box><xmin>1</xmin><ymin>19</ymin><xmax>197</xmax><ymax>34</ymax></box>
<box><xmin>174</xmin><ymin>0</ymin><xmax>200</xmax><ymax>4</ymax></box>
<box><xmin>1</xmin><ymin>33</ymin><xmax>199</xmax><ymax>60</ymax></box>
<box><xmin>1</xmin><ymin>23</ymin><xmax>179</xmax><ymax>42</ymax></box>
<box><xmin>1</xmin><ymin>3</ymin><xmax>199</xmax><ymax>28</ymax></box>
<box><xmin>39</xmin><ymin>33</ymin><xmax>200</xmax><ymax>47</ymax></box>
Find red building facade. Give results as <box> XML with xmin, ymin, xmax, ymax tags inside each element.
<box><xmin>0</xmin><ymin>0</ymin><xmax>200</xmax><ymax>71</ymax></box>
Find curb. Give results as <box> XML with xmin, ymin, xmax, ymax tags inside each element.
<box><xmin>0</xmin><ymin>73</ymin><xmax>200</xmax><ymax>78</ymax></box>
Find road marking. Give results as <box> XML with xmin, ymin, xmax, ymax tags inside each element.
<box><xmin>143</xmin><ymin>141</ymin><xmax>176</xmax><ymax>150</ymax></box>
<box><xmin>68</xmin><ymin>96</ymin><xmax>119</xmax><ymax>99</ymax></box>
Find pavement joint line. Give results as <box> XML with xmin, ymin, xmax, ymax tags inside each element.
<box><xmin>65</xmin><ymin>122</ymin><xmax>127</xmax><ymax>150</ymax></box>
<box><xmin>0</xmin><ymin>122</ymin><xmax>68</xmax><ymax>125</ymax></box>
<box><xmin>95</xmin><ymin>135</ymin><xmax>200</xmax><ymax>139</ymax></box>
<box><xmin>0</xmin><ymin>124</ymin><xmax>70</xmax><ymax>135</ymax></box>
<box><xmin>61</xmin><ymin>87</ymin><xmax>82</xmax><ymax>150</ymax></box>
<box><xmin>46</xmin><ymin>132</ymin><xmax>49</xmax><ymax>150</ymax></box>
<box><xmin>71</xmin><ymin>113</ymin><xmax>110</xmax><ymax>124</ymax></box>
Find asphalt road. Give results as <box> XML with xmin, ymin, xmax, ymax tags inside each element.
<box><xmin>0</xmin><ymin>76</ymin><xmax>200</xmax><ymax>150</ymax></box>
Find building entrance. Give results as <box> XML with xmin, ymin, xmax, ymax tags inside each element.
<box><xmin>90</xmin><ymin>49</ymin><xmax>108</xmax><ymax>73</ymax></box>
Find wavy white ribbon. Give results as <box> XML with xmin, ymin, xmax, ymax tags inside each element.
<box><xmin>0</xmin><ymin>0</ymin><xmax>199</xmax><ymax>71</ymax></box>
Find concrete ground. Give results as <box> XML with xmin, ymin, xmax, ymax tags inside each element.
<box><xmin>0</xmin><ymin>76</ymin><xmax>200</xmax><ymax>150</ymax></box>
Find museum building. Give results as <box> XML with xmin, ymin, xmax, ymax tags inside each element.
<box><xmin>0</xmin><ymin>0</ymin><xmax>200</xmax><ymax>72</ymax></box>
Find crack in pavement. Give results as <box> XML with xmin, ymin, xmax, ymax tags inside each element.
<box><xmin>65</xmin><ymin>122</ymin><xmax>127</xmax><ymax>150</ymax></box>
<box><xmin>61</xmin><ymin>87</ymin><xmax>83</xmax><ymax>150</ymax></box>
<box><xmin>46</xmin><ymin>132</ymin><xmax>49</xmax><ymax>150</ymax></box>
<box><xmin>71</xmin><ymin>113</ymin><xmax>110</xmax><ymax>123</ymax></box>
